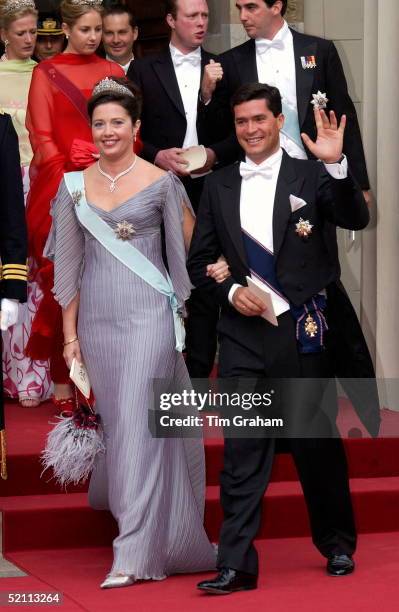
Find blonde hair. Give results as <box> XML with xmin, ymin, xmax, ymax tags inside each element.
<box><xmin>0</xmin><ymin>1</ymin><xmax>37</xmax><ymax>30</ymax></box>
<box><xmin>60</xmin><ymin>0</ymin><xmax>103</xmax><ymax>29</ymax></box>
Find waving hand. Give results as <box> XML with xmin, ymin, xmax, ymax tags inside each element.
<box><xmin>301</xmin><ymin>108</ymin><xmax>346</xmax><ymax>164</ymax></box>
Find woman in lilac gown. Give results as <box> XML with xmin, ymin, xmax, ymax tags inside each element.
<box><xmin>45</xmin><ymin>78</ymin><xmax>218</xmax><ymax>588</ymax></box>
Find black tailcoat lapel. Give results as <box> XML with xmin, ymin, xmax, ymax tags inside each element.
<box><xmin>235</xmin><ymin>39</ymin><xmax>258</xmax><ymax>84</ymax></box>
<box><xmin>201</xmin><ymin>49</ymin><xmax>212</xmax><ymax>73</ymax></box>
<box><xmin>218</xmin><ymin>154</ymin><xmax>303</xmax><ymax>268</ymax></box>
<box><xmin>218</xmin><ymin>164</ymin><xmax>248</xmax><ymax>269</ymax></box>
<box><xmin>152</xmin><ymin>48</ymin><xmax>213</xmax><ymax>121</ymax></box>
<box><xmin>273</xmin><ymin>152</ymin><xmax>304</xmax><ymax>257</ymax></box>
<box><xmin>152</xmin><ymin>50</ymin><xmax>186</xmax><ymax>118</ymax></box>
<box><xmin>292</xmin><ymin>29</ymin><xmax>317</xmax><ymax>129</ymax></box>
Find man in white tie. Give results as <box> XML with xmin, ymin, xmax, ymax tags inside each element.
<box><xmin>128</xmin><ymin>0</ymin><xmax>226</xmax><ymax>378</ymax></box>
<box><xmin>202</xmin><ymin>0</ymin><xmax>371</xmax><ymax>204</ymax></box>
<box><xmin>102</xmin><ymin>4</ymin><xmax>138</xmax><ymax>74</ymax></box>
<box><xmin>128</xmin><ymin>0</ymin><xmax>222</xmax><ymax>186</ymax></box>
<box><xmin>188</xmin><ymin>83</ymin><xmax>378</xmax><ymax>593</ymax></box>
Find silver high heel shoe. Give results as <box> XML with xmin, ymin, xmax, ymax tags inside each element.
<box><xmin>100</xmin><ymin>574</ymin><xmax>135</xmax><ymax>589</ymax></box>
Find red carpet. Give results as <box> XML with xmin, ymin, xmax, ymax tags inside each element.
<box><xmin>1</xmin><ymin>402</ymin><xmax>399</xmax><ymax>610</ymax></box>
<box><xmin>2</xmin><ymin>534</ymin><xmax>399</xmax><ymax>611</ymax></box>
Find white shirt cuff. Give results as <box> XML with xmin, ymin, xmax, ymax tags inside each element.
<box><xmin>228</xmin><ymin>283</ymin><xmax>242</xmax><ymax>304</ymax></box>
<box><xmin>199</xmin><ymin>93</ymin><xmax>212</xmax><ymax>106</ymax></box>
<box><xmin>324</xmin><ymin>154</ymin><xmax>348</xmax><ymax>179</ymax></box>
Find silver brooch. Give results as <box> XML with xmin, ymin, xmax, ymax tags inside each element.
<box><xmin>115</xmin><ymin>220</ymin><xmax>135</xmax><ymax>241</ymax></box>
<box><xmin>71</xmin><ymin>189</ymin><xmax>82</xmax><ymax>206</ymax></box>
<box><xmin>295</xmin><ymin>218</ymin><xmax>313</xmax><ymax>238</ymax></box>
<box><xmin>311</xmin><ymin>91</ymin><xmax>329</xmax><ymax>110</ymax></box>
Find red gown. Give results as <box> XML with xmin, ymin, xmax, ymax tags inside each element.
<box><xmin>25</xmin><ymin>53</ymin><xmax>135</xmax><ymax>382</ymax></box>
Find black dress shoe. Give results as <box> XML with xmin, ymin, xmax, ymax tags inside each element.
<box><xmin>326</xmin><ymin>554</ymin><xmax>355</xmax><ymax>576</ymax></box>
<box><xmin>197</xmin><ymin>568</ymin><xmax>257</xmax><ymax>595</ymax></box>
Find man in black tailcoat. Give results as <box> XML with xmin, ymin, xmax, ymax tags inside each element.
<box><xmin>128</xmin><ymin>0</ymin><xmax>227</xmax><ymax>378</ymax></box>
<box><xmin>188</xmin><ymin>83</ymin><xmax>379</xmax><ymax>594</ymax></box>
<box><xmin>203</xmin><ymin>0</ymin><xmax>370</xmax><ymax>203</ymax></box>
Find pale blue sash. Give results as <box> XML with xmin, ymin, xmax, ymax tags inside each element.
<box><xmin>63</xmin><ymin>172</ymin><xmax>185</xmax><ymax>352</ymax></box>
<box><xmin>281</xmin><ymin>101</ymin><xmax>305</xmax><ymax>153</ymax></box>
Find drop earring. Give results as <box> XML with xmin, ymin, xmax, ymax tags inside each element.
<box><xmin>3</xmin><ymin>39</ymin><xmax>9</xmax><ymax>59</ymax></box>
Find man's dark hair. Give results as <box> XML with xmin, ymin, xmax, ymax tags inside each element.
<box><xmin>231</xmin><ymin>82</ymin><xmax>282</xmax><ymax>117</ymax></box>
<box><xmin>164</xmin><ymin>0</ymin><xmax>178</xmax><ymax>19</ymax></box>
<box><xmin>264</xmin><ymin>0</ymin><xmax>288</xmax><ymax>17</ymax></box>
<box><xmin>103</xmin><ymin>3</ymin><xmax>137</xmax><ymax>29</ymax></box>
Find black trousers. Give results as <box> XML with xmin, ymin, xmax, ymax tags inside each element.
<box><xmin>216</xmin><ymin>312</ymin><xmax>356</xmax><ymax>576</ymax></box>
<box><xmin>182</xmin><ymin>175</ymin><xmax>220</xmax><ymax>378</ymax></box>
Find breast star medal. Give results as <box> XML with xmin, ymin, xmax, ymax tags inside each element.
<box><xmin>115</xmin><ymin>220</ymin><xmax>135</xmax><ymax>241</ymax></box>
<box><xmin>304</xmin><ymin>314</ymin><xmax>318</xmax><ymax>338</ymax></box>
<box><xmin>311</xmin><ymin>91</ymin><xmax>329</xmax><ymax>110</ymax></box>
<box><xmin>295</xmin><ymin>218</ymin><xmax>313</xmax><ymax>238</ymax></box>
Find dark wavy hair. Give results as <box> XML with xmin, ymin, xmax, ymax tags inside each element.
<box><xmin>264</xmin><ymin>0</ymin><xmax>288</xmax><ymax>17</ymax></box>
<box><xmin>103</xmin><ymin>3</ymin><xmax>137</xmax><ymax>29</ymax></box>
<box><xmin>231</xmin><ymin>82</ymin><xmax>282</xmax><ymax>117</ymax></box>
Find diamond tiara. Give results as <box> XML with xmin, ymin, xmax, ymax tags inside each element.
<box><xmin>1</xmin><ymin>0</ymin><xmax>36</xmax><ymax>15</ymax></box>
<box><xmin>69</xmin><ymin>0</ymin><xmax>103</xmax><ymax>7</ymax></box>
<box><xmin>92</xmin><ymin>77</ymin><xmax>134</xmax><ymax>99</ymax></box>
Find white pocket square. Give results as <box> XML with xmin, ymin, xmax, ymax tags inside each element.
<box><xmin>289</xmin><ymin>195</ymin><xmax>308</xmax><ymax>213</ymax></box>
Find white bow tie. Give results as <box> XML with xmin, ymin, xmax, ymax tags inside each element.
<box><xmin>240</xmin><ymin>162</ymin><xmax>273</xmax><ymax>180</ymax></box>
<box><xmin>173</xmin><ymin>50</ymin><xmax>201</xmax><ymax>68</ymax></box>
<box><xmin>256</xmin><ymin>38</ymin><xmax>285</xmax><ymax>54</ymax></box>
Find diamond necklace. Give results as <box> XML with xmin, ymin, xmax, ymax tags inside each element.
<box><xmin>97</xmin><ymin>156</ymin><xmax>137</xmax><ymax>192</ymax></box>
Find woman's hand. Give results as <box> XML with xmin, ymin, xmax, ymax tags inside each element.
<box><xmin>206</xmin><ymin>256</ymin><xmax>231</xmax><ymax>283</ymax></box>
<box><xmin>63</xmin><ymin>339</ymin><xmax>82</xmax><ymax>370</ymax></box>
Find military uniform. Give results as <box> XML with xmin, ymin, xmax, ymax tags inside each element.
<box><xmin>0</xmin><ymin>112</ymin><xmax>28</xmax><ymax>478</ymax></box>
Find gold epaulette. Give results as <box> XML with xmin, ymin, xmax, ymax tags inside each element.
<box><xmin>0</xmin><ymin>430</ymin><xmax>7</xmax><ymax>480</ymax></box>
<box><xmin>0</xmin><ymin>262</ymin><xmax>28</xmax><ymax>282</ymax></box>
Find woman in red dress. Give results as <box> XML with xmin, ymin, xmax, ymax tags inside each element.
<box><xmin>26</xmin><ymin>0</ymin><xmax>127</xmax><ymax>407</ymax></box>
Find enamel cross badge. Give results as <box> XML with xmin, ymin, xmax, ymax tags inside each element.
<box><xmin>304</xmin><ymin>314</ymin><xmax>318</xmax><ymax>338</ymax></box>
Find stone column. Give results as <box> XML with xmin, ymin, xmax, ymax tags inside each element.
<box><xmin>361</xmin><ymin>0</ymin><xmax>378</xmax><ymax>364</ymax></box>
<box><xmin>375</xmin><ymin>0</ymin><xmax>399</xmax><ymax>394</ymax></box>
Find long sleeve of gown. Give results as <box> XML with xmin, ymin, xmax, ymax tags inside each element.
<box><xmin>162</xmin><ymin>173</ymin><xmax>194</xmax><ymax>309</ymax></box>
<box><xmin>44</xmin><ymin>178</ymin><xmax>85</xmax><ymax>309</ymax></box>
<box><xmin>26</xmin><ymin>64</ymin><xmax>65</xmax><ymax>166</ymax></box>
